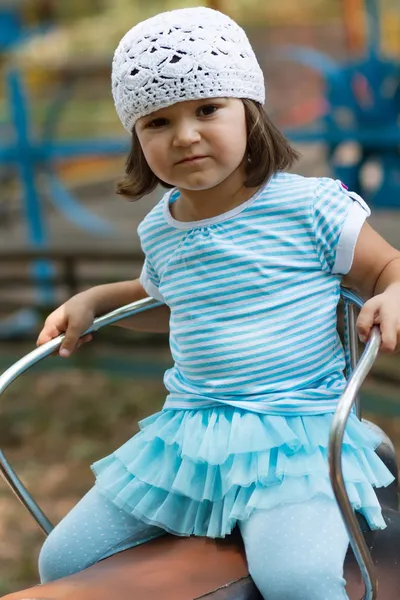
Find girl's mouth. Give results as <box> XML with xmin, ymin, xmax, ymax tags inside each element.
<box><xmin>178</xmin><ymin>156</ymin><xmax>208</xmax><ymax>164</ymax></box>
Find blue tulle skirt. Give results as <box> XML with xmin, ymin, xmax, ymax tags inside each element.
<box><xmin>91</xmin><ymin>406</ymin><xmax>395</xmax><ymax>538</ymax></box>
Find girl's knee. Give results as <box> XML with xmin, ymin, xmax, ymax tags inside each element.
<box><xmin>38</xmin><ymin>531</ymin><xmax>60</xmax><ymax>583</ymax></box>
<box><xmin>249</xmin><ymin>562</ymin><xmax>307</xmax><ymax>599</ymax></box>
<box><xmin>240</xmin><ymin>499</ymin><xmax>350</xmax><ymax>599</ymax></box>
<box><xmin>38</xmin><ymin>486</ymin><xmax>109</xmax><ymax>582</ymax></box>
<box><xmin>38</xmin><ymin>527</ymin><xmax>90</xmax><ymax>583</ymax></box>
<box><xmin>248</xmin><ymin>559</ymin><xmax>347</xmax><ymax>600</ymax></box>
<box><xmin>38</xmin><ymin>530</ymin><xmax>68</xmax><ymax>583</ymax></box>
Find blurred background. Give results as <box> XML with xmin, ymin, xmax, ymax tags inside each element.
<box><xmin>0</xmin><ymin>0</ymin><xmax>399</xmax><ymax>594</ymax></box>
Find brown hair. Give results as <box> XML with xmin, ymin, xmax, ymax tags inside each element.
<box><xmin>116</xmin><ymin>99</ymin><xmax>300</xmax><ymax>201</ymax></box>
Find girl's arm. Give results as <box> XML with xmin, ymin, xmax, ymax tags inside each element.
<box><xmin>87</xmin><ymin>279</ymin><xmax>170</xmax><ymax>333</ymax></box>
<box><xmin>37</xmin><ymin>279</ymin><xmax>169</xmax><ymax>358</ymax></box>
<box><xmin>341</xmin><ymin>222</ymin><xmax>400</xmax><ymax>352</ymax></box>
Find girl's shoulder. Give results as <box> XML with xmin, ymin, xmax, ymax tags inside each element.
<box><xmin>269</xmin><ymin>172</ymin><xmax>367</xmax><ymax>212</ymax></box>
<box><xmin>258</xmin><ymin>172</ymin><xmax>319</xmax><ymax>215</ymax></box>
<box><xmin>138</xmin><ymin>191</ymin><xmax>168</xmax><ymax>231</ymax></box>
<box><xmin>137</xmin><ymin>189</ymin><xmax>184</xmax><ymax>253</ymax></box>
<box><xmin>268</xmin><ymin>171</ymin><xmax>322</xmax><ymax>197</ymax></box>
<box><xmin>138</xmin><ymin>189</ymin><xmax>178</xmax><ymax>232</ymax></box>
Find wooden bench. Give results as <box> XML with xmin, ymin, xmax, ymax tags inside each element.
<box><xmin>0</xmin><ymin>246</ymin><xmax>144</xmax><ymax>312</ymax></box>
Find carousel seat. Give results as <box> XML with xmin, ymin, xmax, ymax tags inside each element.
<box><xmin>2</xmin><ymin>531</ymin><xmax>262</xmax><ymax>600</ymax></box>
<box><xmin>2</xmin><ymin>501</ymin><xmax>400</xmax><ymax>600</ymax></box>
<box><xmin>345</xmin><ymin>505</ymin><xmax>400</xmax><ymax>599</ymax></box>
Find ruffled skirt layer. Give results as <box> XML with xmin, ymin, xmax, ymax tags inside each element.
<box><xmin>91</xmin><ymin>406</ymin><xmax>394</xmax><ymax>538</ymax></box>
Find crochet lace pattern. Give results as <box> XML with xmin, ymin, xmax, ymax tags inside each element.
<box><xmin>112</xmin><ymin>7</ymin><xmax>265</xmax><ymax>132</ymax></box>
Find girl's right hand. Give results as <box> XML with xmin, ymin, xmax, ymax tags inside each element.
<box><xmin>36</xmin><ymin>297</ymin><xmax>95</xmax><ymax>358</ymax></box>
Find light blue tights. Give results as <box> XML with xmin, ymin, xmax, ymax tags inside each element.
<box><xmin>39</xmin><ymin>488</ymin><xmax>350</xmax><ymax>599</ymax></box>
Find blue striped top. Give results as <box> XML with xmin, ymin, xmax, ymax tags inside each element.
<box><xmin>138</xmin><ymin>173</ymin><xmax>370</xmax><ymax>415</ymax></box>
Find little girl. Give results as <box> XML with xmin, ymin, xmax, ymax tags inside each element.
<box><xmin>37</xmin><ymin>7</ymin><xmax>400</xmax><ymax>599</ymax></box>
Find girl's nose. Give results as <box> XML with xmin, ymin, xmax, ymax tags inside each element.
<box><xmin>172</xmin><ymin>121</ymin><xmax>201</xmax><ymax>146</ymax></box>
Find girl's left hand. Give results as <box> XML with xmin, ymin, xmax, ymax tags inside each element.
<box><xmin>357</xmin><ymin>286</ymin><xmax>400</xmax><ymax>353</ymax></box>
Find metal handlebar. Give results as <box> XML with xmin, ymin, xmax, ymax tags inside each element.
<box><xmin>0</xmin><ymin>290</ymin><xmax>381</xmax><ymax>599</ymax></box>
<box><xmin>0</xmin><ymin>296</ymin><xmax>162</xmax><ymax>534</ymax></box>
<box><xmin>331</xmin><ymin>288</ymin><xmax>381</xmax><ymax>600</ymax></box>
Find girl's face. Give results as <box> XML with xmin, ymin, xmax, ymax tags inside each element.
<box><xmin>135</xmin><ymin>98</ymin><xmax>248</xmax><ymax>192</ymax></box>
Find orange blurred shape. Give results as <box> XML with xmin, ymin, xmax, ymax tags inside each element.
<box><xmin>343</xmin><ymin>0</ymin><xmax>366</xmax><ymax>54</ymax></box>
<box><xmin>57</xmin><ymin>155</ymin><xmax>123</xmax><ymax>185</ymax></box>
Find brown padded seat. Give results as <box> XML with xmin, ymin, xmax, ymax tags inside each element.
<box><xmin>1</xmin><ymin>532</ymin><xmax>262</xmax><ymax>600</ymax></box>
<box><xmin>3</xmin><ymin>515</ymin><xmax>400</xmax><ymax>600</ymax></box>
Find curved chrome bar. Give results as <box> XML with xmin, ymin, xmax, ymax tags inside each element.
<box><xmin>342</xmin><ymin>287</ymin><xmax>363</xmax><ymax>417</ymax></box>
<box><xmin>330</xmin><ymin>291</ymin><xmax>381</xmax><ymax>600</ymax></box>
<box><xmin>0</xmin><ymin>296</ymin><xmax>162</xmax><ymax>535</ymax></box>
<box><xmin>340</xmin><ymin>287</ymin><xmax>364</xmax><ymax>310</ymax></box>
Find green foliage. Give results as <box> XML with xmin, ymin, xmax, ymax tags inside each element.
<box><xmin>0</xmin><ymin>368</ymin><xmax>165</xmax><ymax>460</ymax></box>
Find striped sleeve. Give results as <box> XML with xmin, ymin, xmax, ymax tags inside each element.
<box><xmin>139</xmin><ymin>258</ymin><xmax>165</xmax><ymax>302</ymax></box>
<box><xmin>137</xmin><ymin>214</ymin><xmax>165</xmax><ymax>302</ymax></box>
<box><xmin>312</xmin><ymin>178</ymin><xmax>371</xmax><ymax>275</ymax></box>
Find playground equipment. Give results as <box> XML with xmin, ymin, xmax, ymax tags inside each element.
<box><xmin>0</xmin><ymin>3</ymin><xmax>23</xmax><ymax>52</ymax></box>
<box><xmin>281</xmin><ymin>0</ymin><xmax>400</xmax><ymax>208</ymax></box>
<box><xmin>0</xmin><ymin>288</ymin><xmax>400</xmax><ymax>600</ymax></box>
<box><xmin>0</xmin><ymin>1</ymin><xmax>51</xmax><ymax>53</ymax></box>
<box><xmin>0</xmin><ymin>1</ymin><xmax>130</xmax><ymax>337</ymax></box>
<box><xmin>0</xmin><ymin>67</ymin><xmax>131</xmax><ymax>338</ymax></box>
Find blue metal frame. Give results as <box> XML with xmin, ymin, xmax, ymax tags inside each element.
<box><xmin>1</xmin><ymin>69</ymin><xmax>130</xmax><ymax>337</ymax></box>
<box><xmin>0</xmin><ymin>4</ymin><xmax>130</xmax><ymax>337</ymax></box>
<box><xmin>0</xmin><ymin>4</ymin><xmax>51</xmax><ymax>52</ymax></box>
<box><xmin>277</xmin><ymin>0</ymin><xmax>400</xmax><ymax>208</ymax></box>
<box><xmin>2</xmin><ymin>69</ymin><xmax>127</xmax><ymax>237</ymax></box>
<box><xmin>0</xmin><ymin>6</ymin><xmax>23</xmax><ymax>52</ymax></box>
<box><xmin>0</xmin><ymin>70</ymin><xmax>131</xmax><ymax>338</ymax></box>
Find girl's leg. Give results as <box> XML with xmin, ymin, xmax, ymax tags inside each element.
<box><xmin>38</xmin><ymin>486</ymin><xmax>165</xmax><ymax>583</ymax></box>
<box><xmin>239</xmin><ymin>497</ymin><xmax>350</xmax><ymax>600</ymax></box>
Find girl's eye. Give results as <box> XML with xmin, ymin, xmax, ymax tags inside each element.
<box><xmin>198</xmin><ymin>105</ymin><xmax>218</xmax><ymax>116</ymax></box>
<box><xmin>144</xmin><ymin>105</ymin><xmax>218</xmax><ymax>128</ymax></box>
<box><xmin>147</xmin><ymin>118</ymin><xmax>168</xmax><ymax>128</ymax></box>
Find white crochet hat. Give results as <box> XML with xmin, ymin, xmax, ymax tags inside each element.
<box><xmin>112</xmin><ymin>7</ymin><xmax>265</xmax><ymax>132</ymax></box>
